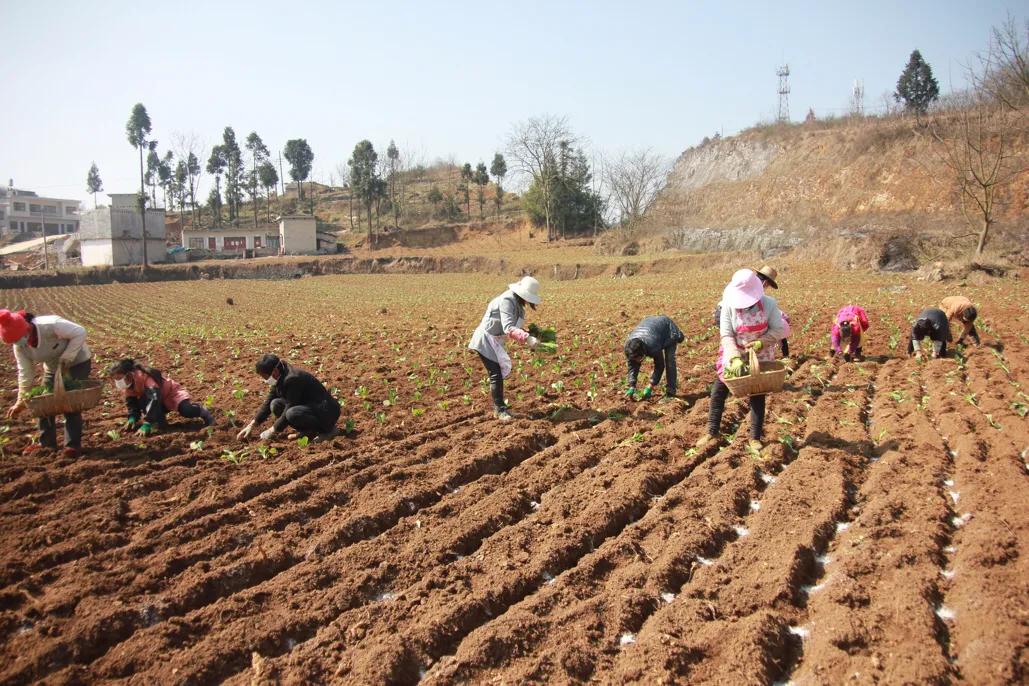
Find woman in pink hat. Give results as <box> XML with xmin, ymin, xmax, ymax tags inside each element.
<box><xmin>1</xmin><ymin>309</ymin><xmax>93</xmax><ymax>458</ymax></box>
<box><xmin>699</xmin><ymin>269</ymin><xmax>787</xmax><ymax>452</ymax></box>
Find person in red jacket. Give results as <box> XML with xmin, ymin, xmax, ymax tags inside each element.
<box><xmin>108</xmin><ymin>359</ymin><xmax>213</xmax><ymax>436</ymax></box>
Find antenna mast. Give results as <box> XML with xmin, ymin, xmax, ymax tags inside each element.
<box><xmin>777</xmin><ymin>64</ymin><xmax>791</xmax><ymax>122</ymax></box>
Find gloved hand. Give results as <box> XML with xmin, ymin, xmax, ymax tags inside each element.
<box><xmin>747</xmin><ymin>340</ymin><xmax>763</xmax><ymax>352</ymax></box>
<box><xmin>236</xmin><ymin>420</ymin><xmax>255</xmax><ymax>441</ymax></box>
<box><xmin>259</xmin><ymin>427</ymin><xmax>276</xmax><ymax>441</ymax></box>
<box><xmin>136</xmin><ymin>422</ymin><xmax>153</xmax><ymax>437</ymax></box>
<box><xmin>639</xmin><ymin>386</ymin><xmax>653</xmax><ymax>400</ymax></box>
<box><xmin>527</xmin><ymin>336</ymin><xmax>539</xmax><ymax>349</ymax></box>
<box><xmin>124</xmin><ymin>418</ymin><xmax>138</xmax><ymax>431</ymax></box>
<box><xmin>624</xmin><ymin>387</ymin><xmax>636</xmax><ymax>399</ymax></box>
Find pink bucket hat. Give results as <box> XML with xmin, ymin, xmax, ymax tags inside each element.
<box><xmin>722</xmin><ymin>269</ymin><xmax>764</xmax><ymax>309</ymax></box>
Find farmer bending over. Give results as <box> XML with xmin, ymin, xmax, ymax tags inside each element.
<box><xmin>700</xmin><ymin>269</ymin><xmax>786</xmax><ymax>453</ymax></box>
<box><xmin>109</xmin><ymin>358</ymin><xmax>213</xmax><ymax>436</ymax></box>
<box><xmin>941</xmin><ymin>296</ymin><xmax>981</xmax><ymax>347</ymax></box>
<box><xmin>468</xmin><ymin>276</ymin><xmax>543</xmax><ymax>421</ymax></box>
<box><xmin>624</xmin><ymin>315</ymin><xmax>685</xmax><ymax>400</ymax></box>
<box><xmin>831</xmin><ymin>306</ymin><xmax>870</xmax><ymax>361</ymax></box>
<box><xmin>237</xmin><ymin>354</ymin><xmax>341</xmax><ymax>442</ymax></box>
<box><xmin>908</xmin><ymin>308</ymin><xmax>951</xmax><ymax>360</ymax></box>
<box><xmin>1</xmin><ymin>309</ymin><xmax>93</xmax><ymax>458</ymax></box>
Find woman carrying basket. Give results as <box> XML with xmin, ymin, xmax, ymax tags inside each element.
<box><xmin>1</xmin><ymin>309</ymin><xmax>93</xmax><ymax>458</ymax></box>
<box><xmin>698</xmin><ymin>269</ymin><xmax>786</xmax><ymax>452</ymax></box>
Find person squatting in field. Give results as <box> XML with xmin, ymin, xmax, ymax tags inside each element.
<box><xmin>830</xmin><ymin>305</ymin><xmax>870</xmax><ymax>361</ymax></box>
<box><xmin>941</xmin><ymin>296</ymin><xmax>981</xmax><ymax>347</ymax></box>
<box><xmin>712</xmin><ymin>265</ymin><xmax>790</xmax><ymax>358</ymax></box>
<box><xmin>908</xmin><ymin>307</ymin><xmax>951</xmax><ymax>359</ymax></box>
<box><xmin>237</xmin><ymin>354</ymin><xmax>341</xmax><ymax>441</ymax></box>
<box><xmin>623</xmin><ymin>315</ymin><xmax>685</xmax><ymax>400</ymax></box>
<box><xmin>1</xmin><ymin>309</ymin><xmax>93</xmax><ymax>458</ymax></box>
<box><xmin>108</xmin><ymin>358</ymin><xmax>214</xmax><ymax>436</ymax></box>
<box><xmin>468</xmin><ymin>276</ymin><xmax>543</xmax><ymax>421</ymax></box>
<box><xmin>700</xmin><ymin>269</ymin><xmax>787</xmax><ymax>452</ymax></box>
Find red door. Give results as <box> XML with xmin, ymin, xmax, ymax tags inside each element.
<box><xmin>254</xmin><ymin>236</ymin><xmax>262</xmax><ymax>249</ymax></box>
<box><xmin>208</xmin><ymin>237</ymin><xmax>216</xmax><ymax>250</ymax></box>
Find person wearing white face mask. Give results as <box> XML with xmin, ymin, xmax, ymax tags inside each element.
<box><xmin>237</xmin><ymin>354</ymin><xmax>341</xmax><ymax>442</ymax></box>
<box><xmin>108</xmin><ymin>358</ymin><xmax>213</xmax><ymax>436</ymax></box>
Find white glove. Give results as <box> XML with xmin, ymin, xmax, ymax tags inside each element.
<box><xmin>236</xmin><ymin>420</ymin><xmax>255</xmax><ymax>440</ymax></box>
<box><xmin>527</xmin><ymin>336</ymin><xmax>539</xmax><ymax>349</ymax></box>
<box><xmin>259</xmin><ymin>427</ymin><xmax>276</xmax><ymax>441</ymax></box>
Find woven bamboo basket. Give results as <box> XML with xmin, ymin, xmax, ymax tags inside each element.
<box><xmin>26</xmin><ymin>371</ymin><xmax>103</xmax><ymax>418</ymax></box>
<box><xmin>724</xmin><ymin>347</ymin><xmax>787</xmax><ymax>398</ymax></box>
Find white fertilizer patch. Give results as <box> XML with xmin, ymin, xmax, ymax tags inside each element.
<box><xmin>944</xmin><ymin>545</ymin><xmax>957</xmax><ymax>554</ymax></box>
<box><xmin>935</xmin><ymin>606</ymin><xmax>956</xmax><ymax>620</ymax></box>
<box><xmin>952</xmin><ymin>513</ymin><xmax>972</xmax><ymax>527</ymax></box>
<box><xmin>696</xmin><ymin>556</ymin><xmax>714</xmax><ymax>566</ymax></box>
<box><xmin>801</xmin><ymin>582</ymin><xmax>826</xmax><ymax>595</ymax></box>
<box><xmin>661</xmin><ymin>592</ymin><xmax>676</xmax><ymax>604</ymax></box>
<box><xmin>760</xmin><ymin>472</ymin><xmax>777</xmax><ymax>485</ymax></box>
<box><xmin>734</xmin><ymin>526</ymin><xmax>750</xmax><ymax>537</ymax></box>
<box><xmin>815</xmin><ymin>554</ymin><xmax>832</xmax><ymax>567</ymax></box>
<box><xmin>619</xmin><ymin>632</ymin><xmax>636</xmax><ymax>646</ymax></box>
<box><xmin>943</xmin><ymin>479</ymin><xmax>954</xmax><ymax>487</ymax></box>
<box><xmin>949</xmin><ymin>491</ymin><xmax>960</xmax><ymax>504</ymax></box>
<box><xmin>375</xmin><ymin>592</ymin><xmax>396</xmax><ymax>602</ymax></box>
<box><xmin>530</xmin><ymin>500</ymin><xmax>540</xmax><ymax>511</ymax></box>
<box><xmin>542</xmin><ymin>572</ymin><xmax>556</xmax><ymax>585</ymax></box>
<box><xmin>835</xmin><ymin>522</ymin><xmax>850</xmax><ymax>533</ymax></box>
<box><xmin>788</xmin><ymin>625</ymin><xmax>811</xmax><ymax>639</ymax></box>
<box><xmin>940</xmin><ymin>569</ymin><xmax>955</xmax><ymax>580</ymax></box>
<box><xmin>749</xmin><ymin>499</ymin><xmax>761</xmax><ymax>512</ymax></box>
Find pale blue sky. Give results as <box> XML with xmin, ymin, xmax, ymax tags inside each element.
<box><xmin>1</xmin><ymin>0</ymin><xmax>1023</xmax><ymax>206</ymax></box>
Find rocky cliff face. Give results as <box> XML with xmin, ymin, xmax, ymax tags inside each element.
<box><xmin>641</xmin><ymin>116</ymin><xmax>1028</xmax><ymax>258</ymax></box>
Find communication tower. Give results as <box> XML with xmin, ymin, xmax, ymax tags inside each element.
<box><xmin>777</xmin><ymin>64</ymin><xmax>791</xmax><ymax>122</ymax></box>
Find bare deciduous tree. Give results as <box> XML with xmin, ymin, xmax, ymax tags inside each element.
<box><xmin>603</xmin><ymin>148</ymin><xmax>669</xmax><ymax>233</ymax></box>
<box><xmin>172</xmin><ymin>131</ymin><xmax>205</xmax><ymax>229</ymax></box>
<box><xmin>507</xmin><ymin>115</ymin><xmax>575</xmax><ymax>241</ymax></box>
<box><xmin>971</xmin><ymin>14</ymin><xmax>1029</xmax><ymax>113</ymax></box>
<box><xmin>928</xmin><ymin>102</ymin><xmax>1025</xmax><ymax>256</ymax></box>
<box><xmin>335</xmin><ymin>162</ymin><xmax>355</xmax><ymax>232</ymax></box>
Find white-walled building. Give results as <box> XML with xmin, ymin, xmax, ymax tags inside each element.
<box><xmin>0</xmin><ymin>180</ymin><xmax>80</xmax><ymax>238</ymax></box>
<box><xmin>181</xmin><ymin>214</ymin><xmax>320</xmax><ymax>256</ymax></box>
<box><xmin>78</xmin><ymin>193</ymin><xmax>166</xmax><ymax>266</ymax></box>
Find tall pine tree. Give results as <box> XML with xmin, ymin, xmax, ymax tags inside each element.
<box><xmin>895</xmin><ymin>50</ymin><xmax>940</xmax><ymax>115</ymax></box>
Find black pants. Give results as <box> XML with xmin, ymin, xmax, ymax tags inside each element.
<box><xmin>39</xmin><ymin>359</ymin><xmax>91</xmax><ymax>449</ymax></box>
<box><xmin>708</xmin><ymin>378</ymin><xmax>766</xmax><ymax>440</ymax></box>
<box><xmin>780</xmin><ymin>339</ymin><xmax>789</xmax><ymax>358</ymax></box>
<box><xmin>477</xmin><ymin>353</ymin><xmax>506</xmax><ymax>411</ymax></box>
<box><xmin>270</xmin><ymin>398</ymin><xmax>340</xmax><ymax>434</ymax></box>
<box><xmin>145</xmin><ymin>398</ymin><xmax>213</xmax><ymax>427</ymax></box>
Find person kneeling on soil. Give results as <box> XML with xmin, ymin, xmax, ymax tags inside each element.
<box><xmin>1</xmin><ymin>309</ymin><xmax>93</xmax><ymax>458</ymax></box>
<box><xmin>108</xmin><ymin>359</ymin><xmax>213</xmax><ymax>436</ymax></box>
<box><xmin>830</xmin><ymin>305</ymin><xmax>870</xmax><ymax>361</ymax></box>
<box><xmin>941</xmin><ymin>296</ymin><xmax>981</xmax><ymax>347</ymax></box>
<box><xmin>700</xmin><ymin>269</ymin><xmax>786</xmax><ymax>453</ymax></box>
<box><xmin>908</xmin><ymin>308</ymin><xmax>951</xmax><ymax>360</ymax></box>
<box><xmin>237</xmin><ymin>354</ymin><xmax>341</xmax><ymax>442</ymax></box>
<box><xmin>624</xmin><ymin>315</ymin><xmax>685</xmax><ymax>400</ymax></box>
<box><xmin>468</xmin><ymin>276</ymin><xmax>543</xmax><ymax>421</ymax></box>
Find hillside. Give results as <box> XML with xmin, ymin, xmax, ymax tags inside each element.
<box><xmin>636</xmin><ymin>112</ymin><xmax>1029</xmax><ymax>259</ymax></box>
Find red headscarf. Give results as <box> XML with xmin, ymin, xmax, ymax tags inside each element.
<box><xmin>0</xmin><ymin>309</ymin><xmax>30</xmax><ymax>344</ymax></box>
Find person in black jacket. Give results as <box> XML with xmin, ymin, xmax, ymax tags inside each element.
<box><xmin>236</xmin><ymin>354</ymin><xmax>341</xmax><ymax>441</ymax></box>
<box><xmin>908</xmin><ymin>308</ymin><xmax>952</xmax><ymax>359</ymax></box>
<box><xmin>624</xmin><ymin>315</ymin><xmax>685</xmax><ymax>400</ymax></box>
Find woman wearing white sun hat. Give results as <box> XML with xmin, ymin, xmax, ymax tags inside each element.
<box><xmin>698</xmin><ymin>268</ymin><xmax>786</xmax><ymax>452</ymax></box>
<box><xmin>468</xmin><ymin>275</ymin><xmax>542</xmax><ymax>421</ymax></box>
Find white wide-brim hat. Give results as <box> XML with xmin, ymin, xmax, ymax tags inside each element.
<box><xmin>722</xmin><ymin>269</ymin><xmax>763</xmax><ymax>309</ymax></box>
<box><xmin>509</xmin><ymin>276</ymin><xmax>541</xmax><ymax>305</ymax></box>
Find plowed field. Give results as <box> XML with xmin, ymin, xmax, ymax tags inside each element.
<box><xmin>1</xmin><ymin>266</ymin><xmax>1026</xmax><ymax>685</ymax></box>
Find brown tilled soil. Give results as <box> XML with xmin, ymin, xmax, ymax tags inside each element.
<box><xmin>0</xmin><ymin>267</ymin><xmax>1025</xmax><ymax>685</ymax></box>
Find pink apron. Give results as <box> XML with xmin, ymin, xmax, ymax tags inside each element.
<box><xmin>716</xmin><ymin>301</ymin><xmax>772</xmax><ymax>382</ymax></box>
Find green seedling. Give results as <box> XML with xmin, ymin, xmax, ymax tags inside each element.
<box><xmin>411</xmin><ymin>408</ymin><xmax>426</xmax><ymax>417</ymax></box>
<box><xmin>619</xmin><ymin>432</ymin><xmax>645</xmax><ymax>446</ymax></box>
<box><xmin>985</xmin><ymin>414</ymin><xmax>1002</xmax><ymax>430</ymax></box>
<box><xmin>297</xmin><ymin>436</ymin><xmax>310</xmax><ymax>448</ymax></box>
<box><xmin>889</xmin><ymin>390</ymin><xmax>907</xmax><ymax>404</ymax></box>
<box><xmin>189</xmin><ymin>440</ymin><xmax>205</xmax><ymax>451</ymax></box>
<box><xmin>0</xmin><ymin>425</ymin><xmax>10</xmax><ymax>458</ymax></box>
<box><xmin>964</xmin><ymin>393</ymin><xmax>978</xmax><ymax>407</ymax></box>
<box><xmin>375</xmin><ymin>412</ymin><xmax>387</xmax><ymax>425</ymax></box>
<box><xmin>1012</xmin><ymin>402</ymin><xmax>1028</xmax><ymax>418</ymax></box>
<box><xmin>220</xmin><ymin>448</ymin><xmax>249</xmax><ymax>465</ymax></box>
<box><xmin>256</xmin><ymin>444</ymin><xmax>278</xmax><ymax>459</ymax></box>
<box><xmin>106</xmin><ymin>430</ymin><xmax>121</xmax><ymax>441</ymax></box>
<box><xmin>779</xmin><ymin>434</ymin><xmax>796</xmax><ymax>452</ymax></box>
